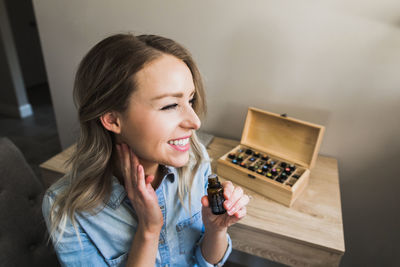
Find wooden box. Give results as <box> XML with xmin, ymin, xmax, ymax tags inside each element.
<box><xmin>217</xmin><ymin>107</ymin><xmax>325</xmax><ymax>207</ymax></box>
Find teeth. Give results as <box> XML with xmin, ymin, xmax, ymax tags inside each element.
<box><xmin>168</xmin><ymin>138</ymin><xmax>189</xmax><ymax>146</ymax></box>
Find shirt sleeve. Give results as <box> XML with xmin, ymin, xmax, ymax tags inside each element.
<box><xmin>42</xmin><ymin>191</ymin><xmax>109</xmax><ymax>267</ymax></box>
<box><xmin>193</xmin><ymin>148</ymin><xmax>233</xmax><ymax>267</ymax></box>
<box><xmin>194</xmin><ymin>232</ymin><xmax>233</xmax><ymax>267</ymax></box>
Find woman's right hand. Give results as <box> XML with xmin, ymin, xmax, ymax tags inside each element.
<box><xmin>116</xmin><ymin>143</ymin><xmax>163</xmax><ymax>235</ymax></box>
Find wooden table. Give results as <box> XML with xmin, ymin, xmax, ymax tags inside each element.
<box><xmin>40</xmin><ymin>137</ymin><xmax>345</xmax><ymax>266</ymax></box>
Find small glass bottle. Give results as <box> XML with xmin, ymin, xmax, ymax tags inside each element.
<box><xmin>207</xmin><ymin>174</ymin><xmax>226</xmax><ymax>215</ymax></box>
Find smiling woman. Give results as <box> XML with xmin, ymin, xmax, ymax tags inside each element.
<box><xmin>42</xmin><ymin>33</ymin><xmax>250</xmax><ymax>267</ymax></box>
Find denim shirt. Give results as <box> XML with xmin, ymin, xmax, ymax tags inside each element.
<box><xmin>42</xmin><ymin>148</ymin><xmax>232</xmax><ymax>267</ymax></box>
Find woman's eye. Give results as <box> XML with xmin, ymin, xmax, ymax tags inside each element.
<box><xmin>161</xmin><ymin>98</ymin><xmax>195</xmax><ymax>110</ymax></box>
<box><xmin>161</xmin><ymin>104</ymin><xmax>178</xmax><ymax>110</ymax></box>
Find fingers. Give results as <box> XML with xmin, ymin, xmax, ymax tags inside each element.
<box><xmin>127</xmin><ymin>146</ymin><xmax>148</xmax><ymax>193</ymax></box>
<box><xmin>224</xmin><ymin>186</ymin><xmax>250</xmax><ymax>216</ymax></box>
<box><xmin>227</xmin><ymin>194</ymin><xmax>249</xmax><ymax>216</ymax></box>
<box><xmin>224</xmin><ymin>185</ymin><xmax>242</xmax><ymax>209</ymax></box>
<box><xmin>120</xmin><ymin>144</ymin><xmax>132</xmax><ymax>182</ymax></box>
<box><xmin>117</xmin><ymin>144</ymin><xmax>134</xmax><ymax>199</ymax></box>
<box><xmin>137</xmin><ymin>164</ymin><xmax>148</xmax><ymax>190</ymax></box>
<box><xmin>201</xmin><ymin>196</ymin><xmax>209</xmax><ymax>207</ymax></box>
<box><xmin>129</xmin><ymin>145</ymin><xmax>140</xmax><ymax>172</ymax></box>
<box><xmin>221</xmin><ymin>181</ymin><xmax>250</xmax><ymax>217</ymax></box>
<box><xmin>222</xmin><ymin>181</ymin><xmax>234</xmax><ymax>199</ymax></box>
<box><xmin>117</xmin><ymin>143</ymin><xmax>147</xmax><ymax>198</ymax></box>
<box><xmin>145</xmin><ymin>175</ymin><xmax>155</xmax><ymax>185</ymax></box>
<box><xmin>234</xmin><ymin>206</ymin><xmax>247</xmax><ymax>219</ymax></box>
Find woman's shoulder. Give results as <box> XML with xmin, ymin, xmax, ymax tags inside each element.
<box><xmin>42</xmin><ymin>175</ymin><xmax>71</xmax><ymax>218</ymax></box>
<box><xmin>44</xmin><ymin>174</ymin><xmax>71</xmax><ymax>200</ymax></box>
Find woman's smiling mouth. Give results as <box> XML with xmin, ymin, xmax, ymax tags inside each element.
<box><xmin>167</xmin><ymin>136</ymin><xmax>190</xmax><ymax>152</ymax></box>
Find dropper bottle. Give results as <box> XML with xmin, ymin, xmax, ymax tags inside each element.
<box><xmin>207</xmin><ymin>174</ymin><xmax>226</xmax><ymax>215</ymax></box>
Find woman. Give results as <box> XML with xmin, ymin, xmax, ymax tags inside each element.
<box><xmin>43</xmin><ymin>33</ymin><xmax>250</xmax><ymax>266</ymax></box>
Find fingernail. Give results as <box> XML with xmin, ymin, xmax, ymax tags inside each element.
<box><xmin>225</xmin><ymin>201</ymin><xmax>231</xmax><ymax>209</ymax></box>
<box><xmin>228</xmin><ymin>208</ymin><xmax>235</xmax><ymax>216</ymax></box>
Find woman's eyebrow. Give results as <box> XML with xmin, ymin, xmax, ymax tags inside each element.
<box><xmin>151</xmin><ymin>90</ymin><xmax>195</xmax><ymax>101</ymax></box>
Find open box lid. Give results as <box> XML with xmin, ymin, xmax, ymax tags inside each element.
<box><xmin>241</xmin><ymin>107</ymin><xmax>325</xmax><ymax>169</ymax></box>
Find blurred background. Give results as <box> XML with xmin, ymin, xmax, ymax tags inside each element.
<box><xmin>1</xmin><ymin>0</ymin><xmax>399</xmax><ymax>266</ymax></box>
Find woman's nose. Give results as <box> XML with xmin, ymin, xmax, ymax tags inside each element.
<box><xmin>181</xmin><ymin>106</ymin><xmax>201</xmax><ymax>130</ymax></box>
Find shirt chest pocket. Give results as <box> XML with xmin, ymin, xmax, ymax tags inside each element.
<box><xmin>105</xmin><ymin>252</ymin><xmax>128</xmax><ymax>266</ymax></box>
<box><xmin>176</xmin><ymin>210</ymin><xmax>203</xmax><ymax>255</ymax></box>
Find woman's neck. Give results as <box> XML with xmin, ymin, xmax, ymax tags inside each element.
<box><xmin>140</xmin><ymin>160</ymin><xmax>159</xmax><ymax>178</ymax></box>
<box><xmin>112</xmin><ymin>152</ymin><xmax>163</xmax><ymax>190</ymax></box>
<box><xmin>141</xmin><ymin>160</ymin><xmax>163</xmax><ymax>190</ymax></box>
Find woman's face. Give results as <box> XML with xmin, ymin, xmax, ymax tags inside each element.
<box><xmin>119</xmin><ymin>54</ymin><xmax>201</xmax><ymax>168</ymax></box>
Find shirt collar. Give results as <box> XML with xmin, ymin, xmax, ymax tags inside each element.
<box><xmin>105</xmin><ymin>176</ymin><xmax>126</xmax><ymax>209</ymax></box>
<box><xmin>161</xmin><ymin>165</ymin><xmax>175</xmax><ymax>183</ymax></box>
<box><xmin>106</xmin><ymin>165</ymin><xmax>176</xmax><ymax>209</ymax></box>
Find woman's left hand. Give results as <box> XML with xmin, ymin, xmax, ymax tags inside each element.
<box><xmin>201</xmin><ymin>181</ymin><xmax>250</xmax><ymax>232</ymax></box>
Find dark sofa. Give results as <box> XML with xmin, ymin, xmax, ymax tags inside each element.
<box><xmin>0</xmin><ymin>137</ymin><xmax>59</xmax><ymax>266</ymax></box>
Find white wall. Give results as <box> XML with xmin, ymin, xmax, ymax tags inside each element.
<box><xmin>33</xmin><ymin>1</ymin><xmax>400</xmax><ymax>266</ymax></box>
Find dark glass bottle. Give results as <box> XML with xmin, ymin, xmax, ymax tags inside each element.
<box><xmin>207</xmin><ymin>174</ymin><xmax>226</xmax><ymax>215</ymax></box>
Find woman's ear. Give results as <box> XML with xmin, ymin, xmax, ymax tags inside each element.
<box><xmin>100</xmin><ymin>112</ymin><xmax>122</xmax><ymax>134</ymax></box>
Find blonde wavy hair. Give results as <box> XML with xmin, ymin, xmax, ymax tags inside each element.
<box><xmin>48</xmin><ymin>33</ymin><xmax>207</xmax><ymax>243</ymax></box>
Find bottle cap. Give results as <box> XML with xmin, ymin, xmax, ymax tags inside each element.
<box><xmin>262</xmin><ymin>154</ymin><xmax>269</xmax><ymax>160</ymax></box>
<box><xmin>208</xmin><ymin>174</ymin><xmax>221</xmax><ymax>188</ymax></box>
<box><xmin>228</xmin><ymin>153</ymin><xmax>236</xmax><ymax>159</ymax></box>
<box><xmin>208</xmin><ymin>173</ymin><xmax>218</xmax><ymax>179</ymax></box>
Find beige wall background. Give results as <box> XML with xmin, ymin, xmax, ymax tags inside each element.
<box><xmin>33</xmin><ymin>0</ymin><xmax>400</xmax><ymax>266</ymax></box>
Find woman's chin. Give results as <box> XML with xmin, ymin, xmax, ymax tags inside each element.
<box><xmin>167</xmin><ymin>154</ymin><xmax>190</xmax><ymax>168</ymax></box>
